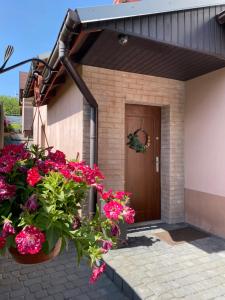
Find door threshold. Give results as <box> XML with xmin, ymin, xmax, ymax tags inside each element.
<box><xmin>129</xmin><ymin>219</ymin><xmax>162</xmax><ymax>228</ymax></box>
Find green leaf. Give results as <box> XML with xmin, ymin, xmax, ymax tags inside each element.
<box><xmin>74</xmin><ymin>240</ymin><xmax>83</xmax><ymax>265</ymax></box>
<box><xmin>0</xmin><ymin>247</ymin><xmax>6</xmax><ymax>256</ymax></box>
<box><xmin>46</xmin><ymin>226</ymin><xmax>61</xmax><ymax>252</ymax></box>
<box><xmin>59</xmin><ymin>237</ymin><xmax>67</xmax><ymax>254</ymax></box>
<box><xmin>34</xmin><ymin>214</ymin><xmax>49</xmax><ymax>230</ymax></box>
<box><xmin>0</xmin><ymin>201</ymin><xmax>11</xmax><ymax>218</ymax></box>
<box><xmin>41</xmin><ymin>241</ymin><xmax>49</xmax><ymax>254</ymax></box>
<box><xmin>6</xmin><ymin>235</ymin><xmax>15</xmax><ymax>248</ymax></box>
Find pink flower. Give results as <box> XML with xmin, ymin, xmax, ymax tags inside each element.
<box><xmin>0</xmin><ymin>178</ymin><xmax>16</xmax><ymax>201</ymax></box>
<box><xmin>36</xmin><ymin>160</ymin><xmax>49</xmax><ymax>174</ymax></box>
<box><xmin>0</xmin><ymin>236</ymin><xmax>6</xmax><ymax>249</ymax></box>
<box><xmin>101</xmin><ymin>189</ymin><xmax>113</xmax><ymax>201</ymax></box>
<box><xmin>15</xmin><ymin>225</ymin><xmax>45</xmax><ymax>255</ymax></box>
<box><xmin>123</xmin><ymin>206</ymin><xmax>135</xmax><ymax>224</ymax></box>
<box><xmin>24</xmin><ymin>194</ymin><xmax>39</xmax><ymax>213</ymax></box>
<box><xmin>27</xmin><ymin>167</ymin><xmax>41</xmax><ymax>186</ymax></box>
<box><xmin>0</xmin><ymin>155</ymin><xmax>15</xmax><ymax>173</ymax></box>
<box><xmin>72</xmin><ymin>216</ymin><xmax>81</xmax><ymax>230</ymax></box>
<box><xmin>66</xmin><ymin>162</ymin><xmax>104</xmax><ymax>185</ymax></box>
<box><xmin>1</xmin><ymin>144</ymin><xmax>30</xmax><ymax>160</ymax></box>
<box><xmin>114</xmin><ymin>191</ymin><xmax>131</xmax><ymax>200</ymax></box>
<box><xmin>101</xmin><ymin>240</ymin><xmax>113</xmax><ymax>253</ymax></box>
<box><xmin>89</xmin><ymin>262</ymin><xmax>106</xmax><ymax>284</ymax></box>
<box><xmin>111</xmin><ymin>224</ymin><xmax>120</xmax><ymax>237</ymax></box>
<box><xmin>103</xmin><ymin>201</ymin><xmax>123</xmax><ymax>220</ymax></box>
<box><xmin>2</xmin><ymin>220</ymin><xmax>15</xmax><ymax>237</ymax></box>
<box><xmin>92</xmin><ymin>183</ymin><xmax>104</xmax><ymax>194</ymax></box>
<box><xmin>42</xmin><ymin>160</ymin><xmax>65</xmax><ymax>173</ymax></box>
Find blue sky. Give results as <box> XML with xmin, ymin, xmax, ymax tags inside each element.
<box><xmin>0</xmin><ymin>0</ymin><xmax>111</xmax><ymax>97</ymax></box>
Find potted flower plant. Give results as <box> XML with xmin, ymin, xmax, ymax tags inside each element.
<box><xmin>0</xmin><ymin>143</ymin><xmax>135</xmax><ymax>283</ymax></box>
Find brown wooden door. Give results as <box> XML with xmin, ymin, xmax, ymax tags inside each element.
<box><xmin>125</xmin><ymin>104</ymin><xmax>161</xmax><ymax>222</ymax></box>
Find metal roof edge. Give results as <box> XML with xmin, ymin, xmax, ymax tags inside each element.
<box><xmin>77</xmin><ymin>0</ymin><xmax>225</xmax><ymax>23</ymax></box>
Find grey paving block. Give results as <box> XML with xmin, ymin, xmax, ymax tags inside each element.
<box><xmin>0</xmin><ymin>248</ymin><xmax>125</xmax><ymax>300</ymax></box>
<box><xmin>34</xmin><ymin>290</ymin><xmax>49</xmax><ymax>299</ymax></box>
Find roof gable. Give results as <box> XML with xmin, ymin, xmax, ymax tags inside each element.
<box><xmin>77</xmin><ymin>0</ymin><xmax>225</xmax><ymax>23</ymax></box>
<box><xmin>84</xmin><ymin>4</ymin><xmax>225</xmax><ymax>59</ymax></box>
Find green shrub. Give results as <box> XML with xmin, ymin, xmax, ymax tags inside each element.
<box><xmin>0</xmin><ymin>95</ymin><xmax>20</xmax><ymax>116</ymax></box>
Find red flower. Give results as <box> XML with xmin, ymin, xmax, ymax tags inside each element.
<box><xmin>103</xmin><ymin>201</ymin><xmax>123</xmax><ymax>220</ymax></box>
<box><xmin>0</xmin><ymin>178</ymin><xmax>16</xmax><ymax>201</ymax></box>
<box><xmin>47</xmin><ymin>149</ymin><xmax>66</xmax><ymax>164</ymax></box>
<box><xmin>89</xmin><ymin>262</ymin><xmax>106</xmax><ymax>284</ymax></box>
<box><xmin>123</xmin><ymin>206</ymin><xmax>135</xmax><ymax>224</ymax></box>
<box><xmin>101</xmin><ymin>190</ymin><xmax>131</xmax><ymax>202</ymax></box>
<box><xmin>0</xmin><ymin>236</ymin><xmax>6</xmax><ymax>249</ymax></box>
<box><xmin>15</xmin><ymin>225</ymin><xmax>45</xmax><ymax>255</ymax></box>
<box><xmin>27</xmin><ymin>167</ymin><xmax>41</xmax><ymax>186</ymax></box>
<box><xmin>114</xmin><ymin>191</ymin><xmax>131</xmax><ymax>200</ymax></box>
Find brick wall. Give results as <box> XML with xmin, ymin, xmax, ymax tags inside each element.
<box><xmin>82</xmin><ymin>66</ymin><xmax>185</xmax><ymax>223</ymax></box>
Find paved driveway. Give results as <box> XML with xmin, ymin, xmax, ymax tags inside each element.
<box><xmin>104</xmin><ymin>223</ymin><xmax>225</xmax><ymax>300</ymax></box>
<box><xmin>0</xmin><ymin>245</ymin><xmax>127</xmax><ymax>300</ymax></box>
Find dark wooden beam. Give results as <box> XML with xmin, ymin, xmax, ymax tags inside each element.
<box><xmin>217</xmin><ymin>10</ymin><xmax>225</xmax><ymax>24</ymax></box>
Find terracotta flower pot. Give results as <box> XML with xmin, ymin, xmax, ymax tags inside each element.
<box><xmin>9</xmin><ymin>239</ymin><xmax>62</xmax><ymax>264</ymax></box>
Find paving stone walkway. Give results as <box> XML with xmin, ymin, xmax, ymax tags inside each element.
<box><xmin>0</xmin><ymin>245</ymin><xmax>127</xmax><ymax>300</ymax></box>
<box><xmin>104</xmin><ymin>223</ymin><xmax>225</xmax><ymax>300</ymax></box>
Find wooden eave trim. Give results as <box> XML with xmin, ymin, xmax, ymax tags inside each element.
<box><xmin>41</xmin><ymin>30</ymin><xmax>95</xmax><ymax>105</ymax></box>
<box><xmin>217</xmin><ymin>10</ymin><xmax>225</xmax><ymax>24</ymax></box>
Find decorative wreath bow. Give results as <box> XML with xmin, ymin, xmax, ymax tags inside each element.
<box><xmin>127</xmin><ymin>128</ymin><xmax>151</xmax><ymax>153</ymax></box>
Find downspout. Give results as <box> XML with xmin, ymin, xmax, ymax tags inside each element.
<box><xmin>58</xmin><ymin>40</ymin><xmax>98</xmax><ymax>218</ymax></box>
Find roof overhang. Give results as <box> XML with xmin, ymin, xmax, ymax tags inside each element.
<box><xmin>23</xmin><ymin>1</ymin><xmax>225</xmax><ymax>103</ymax></box>
<box><xmin>217</xmin><ymin>9</ymin><xmax>225</xmax><ymax>23</ymax></box>
<box><xmin>74</xmin><ymin>30</ymin><xmax>225</xmax><ymax>81</ymax></box>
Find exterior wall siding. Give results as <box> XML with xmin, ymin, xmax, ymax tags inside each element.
<box><xmin>83</xmin><ymin>65</ymin><xmax>185</xmax><ymax>223</ymax></box>
<box><xmin>22</xmin><ymin>97</ymin><xmax>33</xmax><ymax>137</ymax></box>
<box><xmin>33</xmin><ymin>77</ymin><xmax>84</xmax><ymax>160</ymax></box>
<box><xmin>86</xmin><ymin>5</ymin><xmax>225</xmax><ymax>59</ymax></box>
<box><xmin>33</xmin><ymin>104</ymin><xmax>47</xmax><ymax>148</ymax></box>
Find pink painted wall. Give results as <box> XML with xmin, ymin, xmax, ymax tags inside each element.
<box><xmin>185</xmin><ymin>68</ymin><xmax>225</xmax><ymax>196</ymax></box>
<box><xmin>185</xmin><ymin>67</ymin><xmax>225</xmax><ymax>237</ymax></box>
<box><xmin>33</xmin><ymin>77</ymin><xmax>83</xmax><ymax>160</ymax></box>
<box><xmin>33</xmin><ymin>105</ymin><xmax>47</xmax><ymax>147</ymax></box>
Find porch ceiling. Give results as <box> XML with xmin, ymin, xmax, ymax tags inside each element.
<box><xmin>75</xmin><ymin>30</ymin><xmax>225</xmax><ymax>81</ymax></box>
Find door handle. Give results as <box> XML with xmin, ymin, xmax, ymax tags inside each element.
<box><xmin>156</xmin><ymin>156</ymin><xmax>160</xmax><ymax>173</ymax></box>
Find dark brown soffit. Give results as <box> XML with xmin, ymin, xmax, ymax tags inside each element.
<box><xmin>75</xmin><ymin>30</ymin><xmax>225</xmax><ymax>81</ymax></box>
